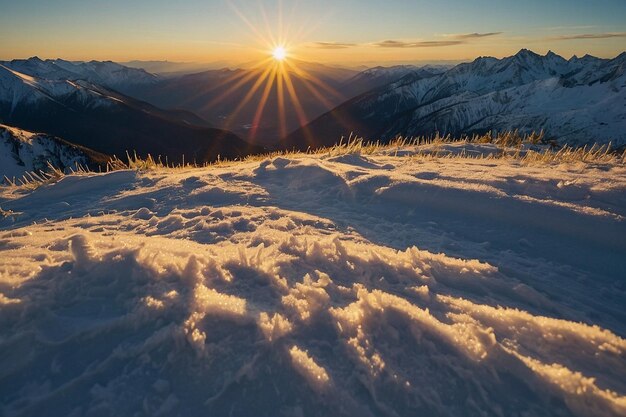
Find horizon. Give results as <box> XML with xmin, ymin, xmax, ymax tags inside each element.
<box><xmin>4</xmin><ymin>48</ymin><xmax>625</xmax><ymax>72</ymax></box>
<box><xmin>1</xmin><ymin>0</ymin><xmax>625</xmax><ymax>65</ymax></box>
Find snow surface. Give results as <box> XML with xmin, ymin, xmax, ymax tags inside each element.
<box><xmin>0</xmin><ymin>145</ymin><xmax>625</xmax><ymax>416</ymax></box>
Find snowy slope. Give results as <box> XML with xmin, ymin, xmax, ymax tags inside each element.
<box><xmin>0</xmin><ymin>63</ymin><xmax>130</xmax><ymax>110</ymax></box>
<box><xmin>284</xmin><ymin>50</ymin><xmax>626</xmax><ymax>148</ymax></box>
<box><xmin>1</xmin><ymin>145</ymin><xmax>624</xmax><ymax>416</ymax></box>
<box><xmin>0</xmin><ymin>124</ymin><xmax>107</xmax><ymax>180</ymax></box>
<box><xmin>387</xmin><ymin>75</ymin><xmax>626</xmax><ymax>144</ymax></box>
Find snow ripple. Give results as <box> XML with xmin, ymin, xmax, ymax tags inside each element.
<box><xmin>1</xmin><ymin>150</ymin><xmax>625</xmax><ymax>416</ymax></box>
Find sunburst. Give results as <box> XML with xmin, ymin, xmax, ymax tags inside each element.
<box><xmin>206</xmin><ymin>1</ymin><xmax>347</xmax><ymax>145</ymax></box>
<box><xmin>272</xmin><ymin>46</ymin><xmax>287</xmax><ymax>61</ymax></box>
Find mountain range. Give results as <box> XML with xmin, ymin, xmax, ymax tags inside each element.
<box><xmin>283</xmin><ymin>49</ymin><xmax>626</xmax><ymax>149</ymax></box>
<box><xmin>1</xmin><ymin>49</ymin><xmax>624</xmax><ymax>180</ymax></box>
<box><xmin>0</xmin><ymin>57</ymin><xmax>158</xmax><ymax>92</ymax></box>
<box><xmin>0</xmin><ymin>62</ymin><xmax>262</xmax><ymax>167</ymax></box>
<box><xmin>125</xmin><ymin>60</ymin><xmax>352</xmax><ymax>144</ymax></box>
<box><xmin>124</xmin><ymin>61</ymin><xmax>451</xmax><ymax>144</ymax></box>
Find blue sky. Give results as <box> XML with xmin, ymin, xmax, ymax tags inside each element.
<box><xmin>1</xmin><ymin>0</ymin><xmax>624</xmax><ymax>63</ymax></box>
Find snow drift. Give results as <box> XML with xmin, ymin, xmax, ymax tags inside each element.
<box><xmin>0</xmin><ymin>144</ymin><xmax>624</xmax><ymax>416</ymax></box>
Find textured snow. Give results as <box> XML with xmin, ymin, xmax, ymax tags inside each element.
<box><xmin>0</xmin><ymin>146</ymin><xmax>625</xmax><ymax>416</ymax></box>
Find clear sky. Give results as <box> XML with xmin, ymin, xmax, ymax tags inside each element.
<box><xmin>1</xmin><ymin>0</ymin><xmax>625</xmax><ymax>64</ymax></box>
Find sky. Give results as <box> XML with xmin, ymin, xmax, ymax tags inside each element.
<box><xmin>1</xmin><ymin>0</ymin><xmax>625</xmax><ymax>65</ymax></box>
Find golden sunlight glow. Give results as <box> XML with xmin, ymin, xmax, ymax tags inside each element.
<box><xmin>211</xmin><ymin>2</ymin><xmax>347</xmax><ymax>144</ymax></box>
<box><xmin>272</xmin><ymin>46</ymin><xmax>287</xmax><ymax>61</ymax></box>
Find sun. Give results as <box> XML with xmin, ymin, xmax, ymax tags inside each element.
<box><xmin>214</xmin><ymin>2</ymin><xmax>343</xmax><ymax>143</ymax></box>
<box><xmin>272</xmin><ymin>46</ymin><xmax>287</xmax><ymax>61</ymax></box>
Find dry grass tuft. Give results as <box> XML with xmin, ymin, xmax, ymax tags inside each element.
<box><xmin>2</xmin><ymin>131</ymin><xmax>623</xmax><ymax>191</ymax></box>
<box><xmin>3</xmin><ymin>161</ymin><xmax>89</xmax><ymax>190</ymax></box>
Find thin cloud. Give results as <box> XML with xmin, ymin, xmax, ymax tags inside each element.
<box><xmin>374</xmin><ymin>40</ymin><xmax>463</xmax><ymax>48</ymax></box>
<box><xmin>446</xmin><ymin>32</ymin><xmax>503</xmax><ymax>39</ymax></box>
<box><xmin>547</xmin><ymin>32</ymin><xmax>626</xmax><ymax>41</ymax></box>
<box><xmin>545</xmin><ymin>25</ymin><xmax>596</xmax><ymax>31</ymax></box>
<box><xmin>309</xmin><ymin>42</ymin><xmax>358</xmax><ymax>49</ymax></box>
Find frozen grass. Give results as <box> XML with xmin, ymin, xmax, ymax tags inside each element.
<box><xmin>2</xmin><ymin>131</ymin><xmax>624</xmax><ymax>191</ymax></box>
<box><xmin>2</xmin><ymin>161</ymin><xmax>89</xmax><ymax>190</ymax></box>
<box><xmin>106</xmin><ymin>131</ymin><xmax>626</xmax><ymax>168</ymax></box>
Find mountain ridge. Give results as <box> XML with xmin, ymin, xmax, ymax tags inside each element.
<box><xmin>0</xmin><ymin>56</ymin><xmax>159</xmax><ymax>93</ymax></box>
<box><xmin>123</xmin><ymin>60</ymin><xmax>445</xmax><ymax>144</ymax></box>
<box><xmin>282</xmin><ymin>49</ymin><xmax>626</xmax><ymax>149</ymax></box>
<box><xmin>0</xmin><ymin>65</ymin><xmax>263</xmax><ymax>163</ymax></box>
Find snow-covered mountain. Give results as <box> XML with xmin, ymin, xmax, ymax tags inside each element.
<box><xmin>0</xmin><ymin>63</ymin><xmax>207</xmax><ymax>124</ymax></box>
<box><xmin>0</xmin><ymin>57</ymin><xmax>158</xmax><ymax>93</ymax></box>
<box><xmin>0</xmin><ymin>124</ymin><xmax>108</xmax><ymax>180</ymax></box>
<box><xmin>0</xmin><ymin>64</ymin><xmax>262</xmax><ymax>163</ymax></box>
<box><xmin>337</xmin><ymin>65</ymin><xmax>445</xmax><ymax>99</ymax></box>
<box><xmin>0</xmin><ymin>63</ymin><xmax>125</xmax><ymax>110</ymax></box>
<box><xmin>283</xmin><ymin>50</ymin><xmax>626</xmax><ymax>149</ymax></box>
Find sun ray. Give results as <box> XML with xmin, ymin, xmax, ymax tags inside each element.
<box><xmin>284</xmin><ymin>60</ymin><xmax>344</xmax><ymax>100</ymax></box>
<box><xmin>292</xmin><ymin>67</ymin><xmax>345</xmax><ymax>103</ymax></box>
<box><xmin>217</xmin><ymin>64</ymin><xmax>275</xmax><ymax>133</ymax></box>
<box><xmin>296</xmin><ymin>76</ymin><xmax>336</xmax><ymax>109</ymax></box>
<box><xmin>259</xmin><ymin>3</ymin><xmax>278</xmax><ymax>47</ymax></box>
<box><xmin>278</xmin><ymin>0</ymin><xmax>284</xmax><ymax>44</ymax></box>
<box><xmin>208</xmin><ymin>1</ymin><xmax>351</xmax><ymax>146</ymax></box>
<box><xmin>180</xmin><ymin>65</ymin><xmax>262</xmax><ymax>110</ymax></box>
<box><xmin>280</xmin><ymin>4</ymin><xmax>335</xmax><ymax>47</ymax></box>
<box><xmin>227</xmin><ymin>1</ymin><xmax>273</xmax><ymax>47</ymax></box>
<box><xmin>201</xmin><ymin>59</ymin><xmax>273</xmax><ymax>112</ymax></box>
<box><xmin>249</xmin><ymin>65</ymin><xmax>278</xmax><ymax>140</ymax></box>
<box><xmin>277</xmin><ymin>67</ymin><xmax>288</xmax><ymax>139</ymax></box>
<box><xmin>284</xmin><ymin>65</ymin><xmax>356</xmax><ymax>135</ymax></box>
<box><xmin>282</xmin><ymin>65</ymin><xmax>317</xmax><ymax>147</ymax></box>
<box><xmin>220</xmin><ymin>58</ymin><xmax>270</xmax><ymax>86</ymax></box>
<box><xmin>199</xmin><ymin>67</ymin><xmax>264</xmax><ymax>113</ymax></box>
<box><xmin>229</xmin><ymin>65</ymin><xmax>274</xmax><ymax>115</ymax></box>
<box><xmin>274</xmin><ymin>0</ymin><xmax>298</xmax><ymax>49</ymax></box>
<box><xmin>281</xmin><ymin>67</ymin><xmax>307</xmax><ymax>126</ymax></box>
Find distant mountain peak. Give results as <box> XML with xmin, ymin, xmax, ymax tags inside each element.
<box><xmin>513</xmin><ymin>49</ymin><xmax>543</xmax><ymax>61</ymax></box>
<box><xmin>516</xmin><ymin>48</ymin><xmax>537</xmax><ymax>56</ymax></box>
<box><xmin>570</xmin><ymin>53</ymin><xmax>600</xmax><ymax>63</ymax></box>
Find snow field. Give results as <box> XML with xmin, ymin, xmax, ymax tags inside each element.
<box><xmin>1</xmin><ymin>145</ymin><xmax>625</xmax><ymax>416</ymax></box>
